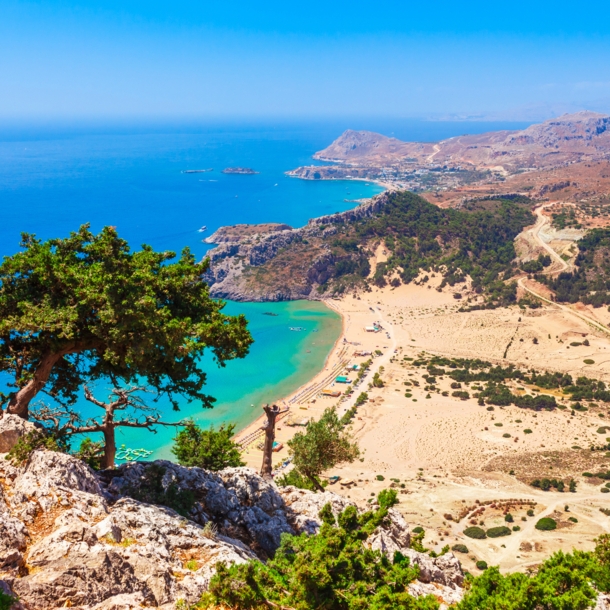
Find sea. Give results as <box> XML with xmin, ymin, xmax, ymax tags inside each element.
<box><xmin>0</xmin><ymin>118</ymin><xmax>531</xmax><ymax>458</ymax></box>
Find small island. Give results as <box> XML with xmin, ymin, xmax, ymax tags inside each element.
<box><xmin>222</xmin><ymin>167</ymin><xmax>259</xmax><ymax>174</ymax></box>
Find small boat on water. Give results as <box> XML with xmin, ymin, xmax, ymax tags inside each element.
<box><xmin>289</xmin><ymin>326</ymin><xmax>305</xmax><ymax>331</ymax></box>
<box><xmin>198</xmin><ymin>225</ymin><xmax>207</xmax><ymax>233</ymax></box>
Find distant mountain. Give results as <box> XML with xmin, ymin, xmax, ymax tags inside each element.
<box><xmin>311</xmin><ymin>112</ymin><xmax>610</xmax><ymax>172</ymax></box>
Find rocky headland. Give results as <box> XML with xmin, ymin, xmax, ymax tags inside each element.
<box><xmin>0</xmin><ymin>415</ymin><xmax>464</xmax><ymax>609</ymax></box>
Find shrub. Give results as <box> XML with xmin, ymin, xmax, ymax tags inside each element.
<box><xmin>524</xmin><ymin>428</ymin><xmax>533</xmax><ymax>434</ymax></box>
<box><xmin>502</xmin><ymin>433</ymin><xmax>511</xmax><ymax>438</ymax></box>
<box><xmin>535</xmin><ymin>517</ymin><xmax>557</xmax><ymax>531</ymax></box>
<box><xmin>512</xmin><ymin>525</ymin><xmax>521</xmax><ymax>531</ymax></box>
<box><xmin>527</xmin><ymin>509</ymin><xmax>535</xmax><ymax>517</ymax></box>
<box><xmin>376</xmin><ymin>474</ymin><xmax>385</xmax><ymax>481</ymax></box>
<box><xmin>355</xmin><ymin>392</ymin><xmax>369</xmax><ymax>406</ymax></box>
<box><xmin>476</xmin><ymin>560</ymin><xmax>488</xmax><ymax>570</ymax></box>
<box><xmin>464</xmin><ymin>526</ymin><xmax>487</xmax><ymax>539</ymax></box>
<box><xmin>412</xmin><ymin>526</ymin><xmax>424</xmax><ymax>534</ymax></box>
<box><xmin>171</xmin><ymin>422</ymin><xmax>244</xmax><ymax>471</ymax></box>
<box><xmin>601</xmin><ymin>487</ymin><xmax>609</xmax><ymax>493</ymax></box>
<box><xmin>276</xmin><ymin>469</ymin><xmax>321</xmax><ymax>491</ymax></box>
<box><xmin>584</xmin><ymin>359</ymin><xmax>595</xmax><ymax>365</ymax></box>
<box><xmin>487</xmin><ymin>526</ymin><xmax>511</xmax><ymax>538</ymax></box>
<box><xmin>0</xmin><ymin>591</ymin><xmax>17</xmax><ymax>610</ymax></box>
<box><xmin>452</xmin><ymin>544</ymin><xmax>469</xmax><ymax>553</ymax></box>
<box><xmin>377</xmin><ymin>488</ymin><xmax>399</xmax><ymax>509</ymax></box>
<box><xmin>568</xmin><ymin>517</ymin><xmax>578</xmax><ymax>523</ymax></box>
<box><xmin>5</xmin><ymin>429</ymin><xmax>67</xmax><ymax>465</ymax></box>
<box><xmin>504</xmin><ymin>513</ymin><xmax>514</xmax><ymax>523</ymax></box>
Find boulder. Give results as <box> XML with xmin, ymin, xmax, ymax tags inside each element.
<box><xmin>0</xmin><ymin>488</ymin><xmax>27</xmax><ymax>569</ymax></box>
<box><xmin>279</xmin><ymin>486</ymin><xmax>356</xmax><ymax>534</ymax></box>
<box><xmin>0</xmin><ymin>414</ymin><xmax>36</xmax><ymax>453</ymax></box>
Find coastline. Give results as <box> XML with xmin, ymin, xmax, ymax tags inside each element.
<box><xmin>232</xmin><ymin>298</ymin><xmax>347</xmax><ymax>447</ymax></box>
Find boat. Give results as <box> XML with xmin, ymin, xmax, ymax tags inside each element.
<box><xmin>263</xmin><ymin>312</ymin><xmax>279</xmax><ymax>316</ymax></box>
<box><xmin>289</xmin><ymin>326</ymin><xmax>305</xmax><ymax>331</ymax></box>
<box><xmin>198</xmin><ymin>225</ymin><xmax>207</xmax><ymax>233</ymax></box>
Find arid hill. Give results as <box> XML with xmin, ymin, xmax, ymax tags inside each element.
<box><xmin>309</xmin><ymin>112</ymin><xmax>610</xmax><ymax>173</ymax></box>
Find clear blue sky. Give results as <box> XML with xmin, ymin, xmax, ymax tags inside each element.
<box><xmin>2</xmin><ymin>0</ymin><xmax>610</xmax><ymax>120</ymax></box>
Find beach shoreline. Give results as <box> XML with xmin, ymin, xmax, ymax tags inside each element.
<box><xmin>232</xmin><ymin>298</ymin><xmax>348</xmax><ymax>447</ymax></box>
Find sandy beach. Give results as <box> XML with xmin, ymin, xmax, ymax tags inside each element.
<box><xmin>237</xmin><ymin>260</ymin><xmax>610</xmax><ymax>573</ymax></box>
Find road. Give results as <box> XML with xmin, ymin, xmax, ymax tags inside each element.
<box><xmin>518</xmin><ymin>203</ymin><xmax>610</xmax><ymax>337</ymax></box>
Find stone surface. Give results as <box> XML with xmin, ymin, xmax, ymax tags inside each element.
<box><xmin>0</xmin><ymin>414</ymin><xmax>36</xmax><ymax>453</ymax></box>
<box><xmin>0</xmin><ymin>451</ymin><xmax>464</xmax><ymax>609</ymax></box>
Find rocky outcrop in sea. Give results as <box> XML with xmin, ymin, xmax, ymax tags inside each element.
<box><xmin>0</xmin><ymin>414</ymin><xmax>465</xmax><ymax>609</ymax></box>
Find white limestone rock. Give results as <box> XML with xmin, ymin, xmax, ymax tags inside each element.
<box><xmin>0</xmin><ymin>414</ymin><xmax>36</xmax><ymax>453</ymax></box>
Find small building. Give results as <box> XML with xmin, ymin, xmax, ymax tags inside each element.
<box><xmin>335</xmin><ymin>376</ymin><xmax>350</xmax><ymax>384</ymax></box>
<box><xmin>321</xmin><ymin>389</ymin><xmax>341</xmax><ymax>397</ymax></box>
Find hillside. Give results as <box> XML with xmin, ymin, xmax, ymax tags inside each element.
<box><xmin>204</xmin><ymin>191</ymin><xmax>535</xmax><ymax>305</ymax></box>
<box><xmin>306</xmin><ymin>112</ymin><xmax>610</xmax><ymax>174</ymax></box>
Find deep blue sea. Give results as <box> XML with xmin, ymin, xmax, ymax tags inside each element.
<box><xmin>0</xmin><ymin>118</ymin><xmax>531</xmax><ymax>457</ymax></box>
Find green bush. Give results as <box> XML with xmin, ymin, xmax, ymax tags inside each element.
<box><xmin>452</xmin><ymin>544</ymin><xmax>469</xmax><ymax>553</ymax></box>
<box><xmin>584</xmin><ymin>359</ymin><xmax>595</xmax><ymax>365</ymax></box>
<box><xmin>276</xmin><ymin>469</ymin><xmax>321</xmax><ymax>491</ymax></box>
<box><xmin>412</xmin><ymin>526</ymin><xmax>424</xmax><ymax>534</ymax></box>
<box><xmin>504</xmin><ymin>513</ymin><xmax>514</xmax><ymax>523</ymax></box>
<box><xmin>0</xmin><ymin>590</ymin><xmax>17</xmax><ymax>610</ymax></box>
<box><xmin>5</xmin><ymin>429</ymin><xmax>67</xmax><ymax>465</ymax></box>
<box><xmin>502</xmin><ymin>433</ymin><xmax>511</xmax><ymax>438</ymax></box>
<box><xmin>476</xmin><ymin>560</ymin><xmax>488</xmax><ymax>570</ymax></box>
<box><xmin>171</xmin><ymin>421</ymin><xmax>244</xmax><ymax>471</ymax></box>
<box><xmin>601</xmin><ymin>487</ymin><xmax>609</xmax><ymax>493</ymax></box>
<box><xmin>568</xmin><ymin>517</ymin><xmax>578</xmax><ymax>523</ymax></box>
<box><xmin>527</xmin><ymin>509</ymin><xmax>535</xmax><ymax>517</ymax></box>
<box><xmin>512</xmin><ymin>526</ymin><xmax>521</xmax><ymax>531</ymax></box>
<box><xmin>535</xmin><ymin>517</ymin><xmax>557</xmax><ymax>531</ymax></box>
<box><xmin>464</xmin><ymin>527</ymin><xmax>487</xmax><ymax>539</ymax></box>
<box><xmin>377</xmin><ymin>488</ymin><xmax>399</xmax><ymax>509</ymax></box>
<box><xmin>486</xmin><ymin>526</ymin><xmax>511</xmax><ymax>538</ymax></box>
<box><xmin>200</xmin><ymin>495</ymin><xmax>439</xmax><ymax>610</ymax></box>
<box><xmin>524</xmin><ymin>429</ymin><xmax>533</xmax><ymax>434</ymax></box>
<box><xmin>376</xmin><ymin>474</ymin><xmax>385</xmax><ymax>481</ymax></box>
<box><xmin>355</xmin><ymin>392</ymin><xmax>369</xmax><ymax>407</ymax></box>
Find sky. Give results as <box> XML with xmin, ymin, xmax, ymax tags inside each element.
<box><xmin>1</xmin><ymin>0</ymin><xmax>610</xmax><ymax>120</ymax></box>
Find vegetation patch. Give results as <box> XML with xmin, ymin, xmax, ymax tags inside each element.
<box><xmin>464</xmin><ymin>526</ymin><xmax>487</xmax><ymax>539</ymax></box>
<box><xmin>535</xmin><ymin>517</ymin><xmax>558</xmax><ymax>531</ymax></box>
<box><xmin>486</xmin><ymin>526</ymin><xmax>512</xmax><ymax>538</ymax></box>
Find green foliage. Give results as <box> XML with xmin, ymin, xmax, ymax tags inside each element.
<box><xmin>504</xmin><ymin>513</ymin><xmax>514</xmax><ymax>523</ymax></box>
<box><xmin>458</xmin><ymin>545</ymin><xmax>609</xmax><ymax>610</ymax></box>
<box><xmin>464</xmin><ymin>526</ymin><xmax>487</xmax><ymax>539</ymax></box>
<box><xmin>5</xmin><ymin>428</ymin><xmax>67</xmax><ymax>465</ymax></box>
<box><xmin>535</xmin><ymin>517</ymin><xmax>557</xmax><ymax>531</ymax></box>
<box><xmin>275</xmin><ymin>469</ymin><xmax>320</xmax><ymax>491</ymax></box>
<box><xmin>531</xmin><ymin>478</ymin><xmax>565</xmax><ymax>492</ymax></box>
<box><xmin>452</xmin><ymin>544</ymin><xmax>469</xmax><ymax>554</ymax></box>
<box><xmin>74</xmin><ymin>437</ymin><xmax>104</xmax><ymax>470</ymax></box>
<box><xmin>377</xmin><ymin>488</ymin><xmax>399</xmax><ymax>509</ymax></box>
<box><xmin>372</xmin><ymin>372</ymin><xmax>384</xmax><ymax>388</ymax></box>
<box><xmin>355</xmin><ymin>392</ymin><xmax>369</xmax><ymax>406</ymax></box>
<box><xmin>0</xmin><ymin>591</ymin><xmax>17</xmax><ymax>610</ymax></box>
<box><xmin>288</xmin><ymin>408</ymin><xmax>360</xmax><ymax>491</ymax></box>
<box><xmin>0</xmin><ymin>225</ymin><xmax>252</xmax><ymax>414</ymax></box>
<box><xmin>200</xmin><ymin>497</ymin><xmax>440</xmax><ymax>610</ymax></box>
<box><xmin>539</xmin><ymin>228</ymin><xmax>610</xmax><ymax>306</ymax></box>
<box><xmin>124</xmin><ymin>463</ymin><xmax>195</xmax><ymax>517</ymax></box>
<box><xmin>486</xmin><ymin>526</ymin><xmax>511</xmax><ymax>538</ymax></box>
<box><xmin>476</xmin><ymin>560</ymin><xmax>488</xmax><ymax>570</ymax></box>
<box><xmin>171</xmin><ymin>421</ymin><xmax>244</xmax><ymax>471</ymax></box>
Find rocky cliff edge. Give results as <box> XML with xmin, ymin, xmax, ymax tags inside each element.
<box><xmin>0</xmin><ymin>415</ymin><xmax>463</xmax><ymax>609</ymax></box>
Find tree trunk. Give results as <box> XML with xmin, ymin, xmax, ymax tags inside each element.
<box><xmin>102</xmin><ymin>426</ymin><xmax>116</xmax><ymax>470</ymax></box>
<box><xmin>7</xmin><ymin>352</ymin><xmax>64</xmax><ymax>420</ymax></box>
<box><xmin>260</xmin><ymin>404</ymin><xmax>280</xmax><ymax>480</ymax></box>
<box><xmin>308</xmin><ymin>473</ymin><xmax>325</xmax><ymax>493</ymax></box>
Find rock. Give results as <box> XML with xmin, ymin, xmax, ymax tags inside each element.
<box><xmin>408</xmin><ymin>580</ymin><xmax>464</xmax><ymax>609</ymax></box>
<box><xmin>402</xmin><ymin>550</ymin><xmax>464</xmax><ymax>589</ymax></box>
<box><xmin>12</xmin><ymin>550</ymin><xmax>155</xmax><ymax>609</ymax></box>
<box><xmin>596</xmin><ymin>593</ymin><xmax>610</xmax><ymax>610</ymax></box>
<box><xmin>0</xmin><ymin>414</ymin><xmax>36</xmax><ymax>453</ymax></box>
<box><xmin>279</xmin><ymin>486</ymin><xmax>356</xmax><ymax>534</ymax></box>
<box><xmin>0</xmin><ymin>487</ymin><xmax>27</xmax><ymax>568</ymax></box>
<box><xmin>368</xmin><ymin>508</ymin><xmax>411</xmax><ymax>556</ymax></box>
<box><xmin>109</xmin><ymin>462</ymin><xmax>293</xmax><ymax>557</ymax></box>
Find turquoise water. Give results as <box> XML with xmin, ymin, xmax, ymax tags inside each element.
<box><xmin>0</xmin><ymin>119</ymin><xmax>531</xmax><ymax>456</ymax></box>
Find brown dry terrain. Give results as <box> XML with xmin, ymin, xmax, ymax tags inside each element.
<box><xmin>313</xmin><ymin>112</ymin><xmax>610</xmax><ymax>173</ymax></box>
